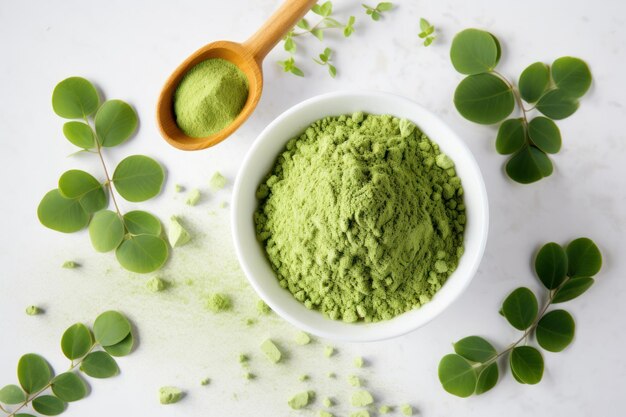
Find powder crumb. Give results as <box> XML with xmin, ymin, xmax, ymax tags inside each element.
<box><xmin>436</xmin><ymin>154</ymin><xmax>455</xmax><ymax>169</ymax></box>
<box><xmin>146</xmin><ymin>276</ymin><xmax>168</xmax><ymax>292</ymax></box>
<box><xmin>295</xmin><ymin>331</ymin><xmax>311</xmax><ymax>345</ymax></box>
<box><xmin>288</xmin><ymin>390</ymin><xmax>314</xmax><ymax>410</ymax></box>
<box><xmin>25</xmin><ymin>305</ymin><xmax>42</xmax><ymax>316</ymax></box>
<box><xmin>379</xmin><ymin>405</ymin><xmax>392</xmax><ymax>414</ymax></box>
<box><xmin>206</xmin><ymin>293</ymin><xmax>232</xmax><ymax>313</ymax></box>
<box><xmin>200</xmin><ymin>378</ymin><xmax>210</xmax><ymax>386</ymax></box>
<box><xmin>351</xmin><ymin>390</ymin><xmax>374</xmax><ymax>407</ymax></box>
<box><xmin>323</xmin><ymin>397</ymin><xmax>334</xmax><ymax>407</ymax></box>
<box><xmin>174</xmin><ymin>184</ymin><xmax>185</xmax><ymax>193</ymax></box>
<box><xmin>327</xmin><ymin>372</ymin><xmax>336</xmax><ymax>379</ymax></box>
<box><xmin>220</xmin><ymin>200</ymin><xmax>228</xmax><ymax>208</ymax></box>
<box><xmin>159</xmin><ymin>387</ymin><xmax>183</xmax><ymax>404</ymax></box>
<box><xmin>324</xmin><ymin>345</ymin><xmax>335</xmax><ymax>357</ymax></box>
<box><xmin>239</xmin><ymin>354</ymin><xmax>249</xmax><ymax>364</ymax></box>
<box><xmin>243</xmin><ymin>371</ymin><xmax>255</xmax><ymax>380</ymax></box>
<box><xmin>298</xmin><ymin>374</ymin><xmax>309</xmax><ymax>381</ymax></box>
<box><xmin>62</xmin><ymin>261</ymin><xmax>79</xmax><ymax>269</ymax></box>
<box><xmin>168</xmin><ymin>216</ymin><xmax>191</xmax><ymax>247</ymax></box>
<box><xmin>245</xmin><ymin>318</ymin><xmax>257</xmax><ymax>326</ymax></box>
<box><xmin>260</xmin><ymin>339</ymin><xmax>282</xmax><ymax>363</ymax></box>
<box><xmin>186</xmin><ymin>189</ymin><xmax>201</xmax><ymax>206</ymax></box>
<box><xmin>400</xmin><ymin>404</ymin><xmax>413</xmax><ymax>416</ymax></box>
<box><xmin>348</xmin><ymin>375</ymin><xmax>361</xmax><ymax>387</ymax></box>
<box><xmin>257</xmin><ymin>299</ymin><xmax>272</xmax><ymax>315</ymax></box>
<box><xmin>350</xmin><ymin>411</ymin><xmax>370</xmax><ymax>417</ymax></box>
<box><xmin>353</xmin><ymin>356</ymin><xmax>364</xmax><ymax>368</ymax></box>
<box><xmin>210</xmin><ymin>172</ymin><xmax>227</xmax><ymax>190</ymax></box>
<box><xmin>320</xmin><ymin>411</ymin><xmax>334</xmax><ymax>417</ymax></box>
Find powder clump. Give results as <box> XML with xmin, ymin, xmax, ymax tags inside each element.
<box><xmin>255</xmin><ymin>113</ymin><xmax>465</xmax><ymax>322</ymax></box>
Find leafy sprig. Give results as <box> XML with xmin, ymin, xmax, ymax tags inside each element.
<box><xmin>362</xmin><ymin>2</ymin><xmax>393</xmax><ymax>21</ymax></box>
<box><xmin>313</xmin><ymin>48</ymin><xmax>337</xmax><ymax>78</ymax></box>
<box><xmin>38</xmin><ymin>77</ymin><xmax>168</xmax><ymax>273</ymax></box>
<box><xmin>438</xmin><ymin>238</ymin><xmax>602</xmax><ymax>397</ymax></box>
<box><xmin>449</xmin><ymin>29</ymin><xmax>592</xmax><ymax>184</ymax></box>
<box><xmin>0</xmin><ymin>311</ymin><xmax>135</xmax><ymax>416</ymax></box>
<box><xmin>418</xmin><ymin>18</ymin><xmax>436</xmax><ymax>46</ymax></box>
<box><xmin>278</xmin><ymin>57</ymin><xmax>304</xmax><ymax>77</ymax></box>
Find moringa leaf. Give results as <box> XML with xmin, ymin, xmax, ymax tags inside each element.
<box><xmin>38</xmin><ymin>189</ymin><xmax>89</xmax><ymax>233</ymax></box>
<box><xmin>51</xmin><ymin>372</ymin><xmax>87</xmax><ymax>402</ymax></box>
<box><xmin>534</xmin><ymin>242</ymin><xmax>568</xmax><ymax>289</ymax></box>
<box><xmin>89</xmin><ymin>210</ymin><xmax>125</xmax><ymax>253</ymax></box>
<box><xmin>495</xmin><ymin>118</ymin><xmax>525</xmax><ymax>155</ymax></box>
<box><xmin>80</xmin><ymin>352</ymin><xmax>119</xmax><ymax>379</ymax></box>
<box><xmin>552</xmin><ymin>277</ymin><xmax>594</xmax><ymax>303</ymax></box>
<box><xmin>438</xmin><ymin>354</ymin><xmax>477</xmax><ymax>398</ymax></box>
<box><xmin>566</xmin><ymin>237</ymin><xmax>602</xmax><ymax>278</ymax></box>
<box><xmin>506</xmin><ymin>146</ymin><xmax>553</xmax><ymax>184</ymax></box>
<box><xmin>95</xmin><ymin>99</ymin><xmax>138</xmax><ymax>147</ymax></box>
<box><xmin>453</xmin><ymin>336</ymin><xmax>497</xmax><ymax>363</ymax></box>
<box><xmin>475</xmin><ymin>363</ymin><xmax>499</xmax><ymax>395</ymax></box>
<box><xmin>536</xmin><ymin>309</ymin><xmax>575</xmax><ymax>352</ymax></box>
<box><xmin>501</xmin><ymin>287</ymin><xmax>538</xmax><ymax>330</ymax></box>
<box><xmin>454</xmin><ymin>73</ymin><xmax>514</xmax><ymax>124</ymax></box>
<box><xmin>61</xmin><ymin>323</ymin><xmax>93</xmax><ymax>360</ymax></box>
<box><xmin>450</xmin><ymin>29</ymin><xmax>501</xmax><ymax>75</ymax></box>
<box><xmin>509</xmin><ymin>346</ymin><xmax>543</xmax><ymax>385</ymax></box>
<box><xmin>518</xmin><ymin>62</ymin><xmax>550</xmax><ymax>103</ymax></box>
<box><xmin>528</xmin><ymin>116</ymin><xmax>562</xmax><ymax>154</ymax></box>
<box><xmin>0</xmin><ymin>384</ymin><xmax>26</xmax><ymax>404</ymax></box>
<box><xmin>103</xmin><ymin>332</ymin><xmax>134</xmax><ymax>357</ymax></box>
<box><xmin>112</xmin><ymin>155</ymin><xmax>164</xmax><ymax>203</ymax></box>
<box><xmin>115</xmin><ymin>234</ymin><xmax>169</xmax><ymax>274</ymax></box>
<box><xmin>551</xmin><ymin>57</ymin><xmax>592</xmax><ymax>98</ymax></box>
<box><xmin>31</xmin><ymin>395</ymin><xmax>66</xmax><ymax>416</ymax></box>
<box><xmin>123</xmin><ymin>210</ymin><xmax>162</xmax><ymax>236</ymax></box>
<box><xmin>52</xmin><ymin>77</ymin><xmax>99</xmax><ymax>119</ymax></box>
<box><xmin>93</xmin><ymin>311</ymin><xmax>131</xmax><ymax>346</ymax></box>
<box><xmin>536</xmin><ymin>89</ymin><xmax>579</xmax><ymax>120</ymax></box>
<box><xmin>58</xmin><ymin>169</ymin><xmax>107</xmax><ymax>214</ymax></box>
<box><xmin>17</xmin><ymin>354</ymin><xmax>51</xmax><ymax>394</ymax></box>
<box><xmin>62</xmin><ymin>121</ymin><xmax>95</xmax><ymax>149</ymax></box>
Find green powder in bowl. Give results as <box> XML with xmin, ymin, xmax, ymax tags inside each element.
<box><xmin>174</xmin><ymin>58</ymin><xmax>249</xmax><ymax>138</ymax></box>
<box><xmin>254</xmin><ymin>113</ymin><xmax>465</xmax><ymax>323</ymax></box>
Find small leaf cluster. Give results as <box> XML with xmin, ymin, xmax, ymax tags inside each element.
<box><xmin>313</xmin><ymin>48</ymin><xmax>337</xmax><ymax>78</ymax></box>
<box><xmin>0</xmin><ymin>311</ymin><xmax>134</xmax><ymax>416</ymax></box>
<box><xmin>418</xmin><ymin>18</ymin><xmax>436</xmax><ymax>46</ymax></box>
<box><xmin>450</xmin><ymin>29</ymin><xmax>592</xmax><ymax>184</ymax></box>
<box><xmin>37</xmin><ymin>77</ymin><xmax>168</xmax><ymax>274</ymax></box>
<box><xmin>438</xmin><ymin>238</ymin><xmax>602</xmax><ymax>397</ymax></box>
<box><xmin>362</xmin><ymin>2</ymin><xmax>393</xmax><ymax>21</ymax></box>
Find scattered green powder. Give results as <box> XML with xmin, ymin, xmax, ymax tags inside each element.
<box><xmin>350</xmin><ymin>411</ymin><xmax>370</xmax><ymax>417</ymax></box>
<box><xmin>354</xmin><ymin>356</ymin><xmax>364</xmax><ymax>368</ymax></box>
<box><xmin>239</xmin><ymin>354</ymin><xmax>249</xmax><ymax>364</ymax></box>
<box><xmin>168</xmin><ymin>216</ymin><xmax>191</xmax><ymax>247</ymax></box>
<box><xmin>324</xmin><ymin>345</ymin><xmax>335</xmax><ymax>357</ymax></box>
<box><xmin>61</xmin><ymin>261</ymin><xmax>79</xmax><ymax>269</ymax></box>
<box><xmin>245</xmin><ymin>318</ymin><xmax>257</xmax><ymax>326</ymax></box>
<box><xmin>400</xmin><ymin>404</ymin><xmax>413</xmax><ymax>416</ymax></box>
<box><xmin>174</xmin><ymin>184</ymin><xmax>185</xmax><ymax>193</ymax></box>
<box><xmin>174</xmin><ymin>59</ymin><xmax>249</xmax><ymax>138</ymax></box>
<box><xmin>348</xmin><ymin>375</ymin><xmax>361</xmax><ymax>387</ymax></box>
<box><xmin>255</xmin><ymin>113</ymin><xmax>465</xmax><ymax>322</ymax></box>
<box><xmin>146</xmin><ymin>276</ymin><xmax>168</xmax><ymax>292</ymax></box>
<box><xmin>260</xmin><ymin>339</ymin><xmax>282</xmax><ymax>363</ymax></box>
<box><xmin>186</xmin><ymin>189</ymin><xmax>201</xmax><ymax>206</ymax></box>
<box><xmin>327</xmin><ymin>372</ymin><xmax>336</xmax><ymax>379</ymax></box>
<box><xmin>25</xmin><ymin>305</ymin><xmax>42</xmax><ymax>315</ymax></box>
<box><xmin>379</xmin><ymin>405</ymin><xmax>392</xmax><ymax>414</ymax></box>
<box><xmin>257</xmin><ymin>299</ymin><xmax>272</xmax><ymax>315</ymax></box>
<box><xmin>323</xmin><ymin>397</ymin><xmax>334</xmax><ymax>407</ymax></box>
<box><xmin>288</xmin><ymin>390</ymin><xmax>315</xmax><ymax>410</ymax></box>
<box><xmin>295</xmin><ymin>331</ymin><xmax>311</xmax><ymax>345</ymax></box>
<box><xmin>298</xmin><ymin>374</ymin><xmax>309</xmax><ymax>381</ymax></box>
<box><xmin>200</xmin><ymin>378</ymin><xmax>211</xmax><ymax>386</ymax></box>
<box><xmin>206</xmin><ymin>293</ymin><xmax>232</xmax><ymax>312</ymax></box>
<box><xmin>351</xmin><ymin>390</ymin><xmax>374</xmax><ymax>407</ymax></box>
<box><xmin>159</xmin><ymin>386</ymin><xmax>183</xmax><ymax>404</ymax></box>
<box><xmin>320</xmin><ymin>411</ymin><xmax>334</xmax><ymax>417</ymax></box>
<box><xmin>243</xmin><ymin>371</ymin><xmax>255</xmax><ymax>380</ymax></box>
<box><xmin>210</xmin><ymin>171</ymin><xmax>227</xmax><ymax>190</ymax></box>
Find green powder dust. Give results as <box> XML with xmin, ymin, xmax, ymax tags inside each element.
<box><xmin>206</xmin><ymin>293</ymin><xmax>232</xmax><ymax>313</ymax></box>
<box><xmin>174</xmin><ymin>59</ymin><xmax>249</xmax><ymax>138</ymax></box>
<box><xmin>159</xmin><ymin>386</ymin><xmax>184</xmax><ymax>404</ymax></box>
<box><xmin>254</xmin><ymin>113</ymin><xmax>465</xmax><ymax>322</ymax></box>
<box><xmin>288</xmin><ymin>390</ymin><xmax>315</xmax><ymax>410</ymax></box>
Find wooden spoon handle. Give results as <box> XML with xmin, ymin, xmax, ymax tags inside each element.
<box><xmin>243</xmin><ymin>0</ymin><xmax>317</xmax><ymax>63</ymax></box>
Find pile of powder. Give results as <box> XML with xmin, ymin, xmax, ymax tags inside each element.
<box><xmin>174</xmin><ymin>58</ymin><xmax>248</xmax><ymax>138</ymax></box>
<box><xmin>254</xmin><ymin>113</ymin><xmax>466</xmax><ymax>322</ymax></box>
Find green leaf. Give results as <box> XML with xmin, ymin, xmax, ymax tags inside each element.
<box><xmin>112</xmin><ymin>155</ymin><xmax>164</xmax><ymax>202</ymax></box>
<box><xmin>505</xmin><ymin>146</ymin><xmax>553</xmax><ymax>184</ymax></box>
<box><xmin>534</xmin><ymin>242</ymin><xmax>568</xmax><ymax>289</ymax></box>
<box><xmin>438</xmin><ymin>354</ymin><xmax>477</xmax><ymax>398</ymax></box>
<box><xmin>93</xmin><ymin>311</ymin><xmax>131</xmax><ymax>346</ymax></box>
<box><xmin>284</xmin><ymin>37</ymin><xmax>296</xmax><ymax>54</ymax></box>
<box><xmin>552</xmin><ymin>277</ymin><xmax>594</xmax><ymax>303</ymax></box>
<box><xmin>116</xmin><ymin>234</ymin><xmax>169</xmax><ymax>273</ymax></box>
<box><xmin>371</xmin><ymin>11</ymin><xmax>380</xmax><ymax>21</ymax></box>
<box><xmin>51</xmin><ymin>372</ymin><xmax>87</xmax><ymax>402</ymax></box>
<box><xmin>501</xmin><ymin>287</ymin><xmax>538</xmax><ymax>330</ymax></box>
<box><xmin>453</xmin><ymin>336</ymin><xmax>497</xmax><ymax>363</ymax></box>
<box><xmin>290</xmin><ymin>66</ymin><xmax>305</xmax><ymax>77</ymax></box>
<box><xmin>323</xmin><ymin>17</ymin><xmax>343</xmax><ymax>28</ymax></box>
<box><xmin>344</xmin><ymin>16</ymin><xmax>355</xmax><ymax>37</ymax></box>
<box><xmin>58</xmin><ymin>169</ymin><xmax>107</xmax><ymax>214</ymax></box>
<box><xmin>0</xmin><ymin>384</ymin><xmax>26</xmax><ymax>404</ymax></box>
<box><xmin>528</xmin><ymin>117</ymin><xmax>562</xmax><ymax>154</ymax></box>
<box><xmin>319</xmin><ymin>1</ymin><xmax>333</xmax><ymax>16</ymax></box>
<box><xmin>15</xmin><ymin>414</ymin><xmax>37</xmax><ymax>417</ymax></box>
<box><xmin>311</xmin><ymin>28</ymin><xmax>324</xmax><ymax>41</ymax></box>
<box><xmin>377</xmin><ymin>2</ymin><xmax>393</xmax><ymax>11</ymax></box>
<box><xmin>61</xmin><ymin>323</ymin><xmax>94</xmax><ymax>360</ymax></box>
<box><xmin>123</xmin><ymin>210</ymin><xmax>162</xmax><ymax>236</ymax></box>
<box><xmin>454</xmin><ymin>73</ymin><xmax>514</xmax><ymax>124</ymax></box>
<box><xmin>509</xmin><ymin>346</ymin><xmax>543</xmax><ymax>384</ymax></box>
<box><xmin>495</xmin><ymin>118</ymin><xmax>525</xmax><ymax>155</ymax></box>
<box><xmin>94</xmin><ymin>99</ymin><xmax>138</xmax><ymax>147</ymax></box>
<box><xmin>328</xmin><ymin>65</ymin><xmax>337</xmax><ymax>78</ymax></box>
<box><xmin>62</xmin><ymin>121</ymin><xmax>95</xmax><ymax>149</ymax></box>
<box><xmin>103</xmin><ymin>332</ymin><xmax>134</xmax><ymax>357</ymax></box>
<box><xmin>419</xmin><ymin>18</ymin><xmax>430</xmax><ymax>32</ymax></box>
<box><xmin>38</xmin><ymin>189</ymin><xmax>89</xmax><ymax>233</ymax></box>
<box><xmin>536</xmin><ymin>309</ymin><xmax>575</xmax><ymax>352</ymax></box>
<box><xmin>17</xmin><ymin>354</ymin><xmax>51</xmax><ymax>394</ymax></box>
<box><xmin>296</xmin><ymin>18</ymin><xmax>310</xmax><ymax>29</ymax></box>
<box><xmin>80</xmin><ymin>351</ymin><xmax>119</xmax><ymax>378</ymax></box>
<box><xmin>475</xmin><ymin>363</ymin><xmax>498</xmax><ymax>395</ymax></box>
<box><xmin>423</xmin><ymin>36</ymin><xmax>435</xmax><ymax>47</ymax></box>
<box><xmin>566</xmin><ymin>237</ymin><xmax>602</xmax><ymax>278</ymax></box>
<box><xmin>536</xmin><ymin>89</ymin><xmax>579</xmax><ymax>120</ymax></box>
<box><xmin>518</xmin><ymin>62</ymin><xmax>550</xmax><ymax>103</ymax></box>
<box><xmin>551</xmin><ymin>57</ymin><xmax>592</xmax><ymax>98</ymax></box>
<box><xmin>89</xmin><ymin>210</ymin><xmax>125</xmax><ymax>253</ymax></box>
<box><xmin>32</xmin><ymin>395</ymin><xmax>66</xmax><ymax>416</ymax></box>
<box><xmin>52</xmin><ymin>77</ymin><xmax>99</xmax><ymax>119</ymax></box>
<box><xmin>450</xmin><ymin>29</ymin><xmax>501</xmax><ymax>75</ymax></box>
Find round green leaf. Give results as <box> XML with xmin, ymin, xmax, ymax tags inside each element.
<box><xmin>536</xmin><ymin>309</ymin><xmax>575</xmax><ymax>352</ymax></box>
<box><xmin>505</xmin><ymin>146</ymin><xmax>553</xmax><ymax>184</ymax></box>
<box><xmin>123</xmin><ymin>210</ymin><xmax>162</xmax><ymax>236</ymax></box>
<box><xmin>93</xmin><ymin>311</ymin><xmax>131</xmax><ymax>346</ymax></box>
<box><xmin>566</xmin><ymin>237</ymin><xmax>602</xmax><ymax>278</ymax></box>
<box><xmin>553</xmin><ymin>277</ymin><xmax>594</xmax><ymax>304</ymax></box>
<box><xmin>450</xmin><ymin>29</ymin><xmax>501</xmax><ymax>75</ymax></box>
<box><xmin>454</xmin><ymin>73</ymin><xmax>515</xmax><ymax>124</ymax></box>
<box><xmin>0</xmin><ymin>384</ymin><xmax>26</xmax><ymax>404</ymax></box>
<box><xmin>528</xmin><ymin>117</ymin><xmax>561</xmax><ymax>154</ymax></box>
<box><xmin>62</xmin><ymin>121</ymin><xmax>95</xmax><ymax>149</ymax></box>
<box><xmin>475</xmin><ymin>363</ymin><xmax>499</xmax><ymax>395</ymax></box>
<box><xmin>61</xmin><ymin>323</ymin><xmax>94</xmax><ymax>360</ymax></box>
<box><xmin>37</xmin><ymin>189</ymin><xmax>89</xmax><ymax>233</ymax></box>
<box><xmin>15</xmin><ymin>414</ymin><xmax>37</xmax><ymax>417</ymax></box>
<box><xmin>552</xmin><ymin>57</ymin><xmax>592</xmax><ymax>98</ymax></box>
<box><xmin>496</xmin><ymin>118</ymin><xmax>526</xmax><ymax>155</ymax></box>
<box><xmin>58</xmin><ymin>169</ymin><xmax>107</xmax><ymax>214</ymax></box>
<box><xmin>535</xmin><ymin>242</ymin><xmax>568</xmax><ymax>289</ymax></box>
<box><xmin>103</xmin><ymin>332</ymin><xmax>134</xmax><ymax>357</ymax></box>
<box><xmin>536</xmin><ymin>89</ymin><xmax>579</xmax><ymax>120</ymax></box>
<box><xmin>112</xmin><ymin>155</ymin><xmax>164</xmax><ymax>202</ymax></box>
<box><xmin>52</xmin><ymin>77</ymin><xmax>99</xmax><ymax>119</ymax></box>
<box><xmin>17</xmin><ymin>354</ymin><xmax>52</xmax><ymax>394</ymax></box>
<box><xmin>438</xmin><ymin>354</ymin><xmax>477</xmax><ymax>398</ymax></box>
<box><xmin>89</xmin><ymin>210</ymin><xmax>125</xmax><ymax>253</ymax></box>
<box><xmin>518</xmin><ymin>62</ymin><xmax>550</xmax><ymax>103</ymax></box>
<box><xmin>116</xmin><ymin>234</ymin><xmax>168</xmax><ymax>274</ymax></box>
<box><xmin>509</xmin><ymin>346</ymin><xmax>543</xmax><ymax>385</ymax></box>
<box><xmin>32</xmin><ymin>395</ymin><xmax>65</xmax><ymax>416</ymax></box>
<box><xmin>51</xmin><ymin>372</ymin><xmax>87</xmax><ymax>402</ymax></box>
<box><xmin>453</xmin><ymin>336</ymin><xmax>497</xmax><ymax>363</ymax></box>
<box><xmin>501</xmin><ymin>287</ymin><xmax>538</xmax><ymax>330</ymax></box>
<box><xmin>80</xmin><ymin>351</ymin><xmax>119</xmax><ymax>378</ymax></box>
<box><xmin>94</xmin><ymin>99</ymin><xmax>138</xmax><ymax>147</ymax></box>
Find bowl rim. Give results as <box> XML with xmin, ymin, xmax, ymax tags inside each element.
<box><xmin>232</xmin><ymin>90</ymin><xmax>489</xmax><ymax>342</ymax></box>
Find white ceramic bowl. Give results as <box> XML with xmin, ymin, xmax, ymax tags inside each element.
<box><xmin>232</xmin><ymin>91</ymin><xmax>488</xmax><ymax>342</ymax></box>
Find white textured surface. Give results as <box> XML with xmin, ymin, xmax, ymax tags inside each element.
<box><xmin>1</xmin><ymin>1</ymin><xmax>625</xmax><ymax>416</ymax></box>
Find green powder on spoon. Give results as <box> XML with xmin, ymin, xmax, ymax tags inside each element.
<box><xmin>174</xmin><ymin>58</ymin><xmax>249</xmax><ymax>138</ymax></box>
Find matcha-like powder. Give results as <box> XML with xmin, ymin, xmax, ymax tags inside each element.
<box><xmin>174</xmin><ymin>58</ymin><xmax>248</xmax><ymax>138</ymax></box>
<box><xmin>254</xmin><ymin>113</ymin><xmax>466</xmax><ymax>322</ymax></box>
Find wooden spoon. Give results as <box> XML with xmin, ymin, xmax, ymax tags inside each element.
<box><xmin>156</xmin><ymin>0</ymin><xmax>317</xmax><ymax>151</ymax></box>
